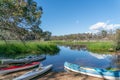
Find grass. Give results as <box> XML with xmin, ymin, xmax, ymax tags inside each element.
<box><xmin>0</xmin><ymin>40</ymin><xmax>115</xmax><ymax>58</ymax></box>
<box><xmin>0</xmin><ymin>41</ymin><xmax>60</xmax><ymax>58</ymax></box>
<box><xmin>49</xmin><ymin>40</ymin><xmax>114</xmax><ymax>53</ymax></box>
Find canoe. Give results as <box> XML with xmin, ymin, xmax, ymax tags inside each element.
<box><xmin>13</xmin><ymin>64</ymin><xmax>53</xmax><ymax>80</ymax></box>
<box><xmin>1</xmin><ymin>55</ymin><xmax>45</xmax><ymax>64</ymax></box>
<box><xmin>0</xmin><ymin>64</ymin><xmax>9</xmax><ymax>68</ymax></box>
<box><xmin>64</xmin><ymin>62</ymin><xmax>120</xmax><ymax>80</ymax></box>
<box><xmin>0</xmin><ymin>62</ymin><xmax>39</xmax><ymax>75</ymax></box>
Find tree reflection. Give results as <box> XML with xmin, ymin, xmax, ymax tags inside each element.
<box><xmin>113</xmin><ymin>53</ymin><xmax>120</xmax><ymax>69</ymax></box>
<box><xmin>61</xmin><ymin>44</ymin><xmax>87</xmax><ymax>51</ymax></box>
<box><xmin>0</xmin><ymin>48</ymin><xmax>60</xmax><ymax>59</ymax></box>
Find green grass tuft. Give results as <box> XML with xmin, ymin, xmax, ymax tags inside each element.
<box><xmin>0</xmin><ymin>41</ymin><xmax>60</xmax><ymax>58</ymax></box>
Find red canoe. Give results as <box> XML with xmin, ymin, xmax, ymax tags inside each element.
<box><xmin>0</xmin><ymin>62</ymin><xmax>39</xmax><ymax>75</ymax></box>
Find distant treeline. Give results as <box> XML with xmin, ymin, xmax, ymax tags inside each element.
<box><xmin>51</xmin><ymin>29</ymin><xmax>120</xmax><ymax>51</ymax></box>
<box><xmin>51</xmin><ymin>30</ymin><xmax>115</xmax><ymax>41</ymax></box>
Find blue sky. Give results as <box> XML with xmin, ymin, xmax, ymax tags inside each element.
<box><xmin>36</xmin><ymin>0</ymin><xmax>120</xmax><ymax>36</ymax></box>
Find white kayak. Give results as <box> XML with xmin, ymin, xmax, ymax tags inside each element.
<box><xmin>13</xmin><ymin>64</ymin><xmax>53</xmax><ymax>80</ymax></box>
<box><xmin>1</xmin><ymin>55</ymin><xmax>46</xmax><ymax>64</ymax></box>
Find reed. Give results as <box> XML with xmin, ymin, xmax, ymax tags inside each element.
<box><xmin>50</xmin><ymin>41</ymin><xmax>114</xmax><ymax>53</ymax></box>
<box><xmin>0</xmin><ymin>41</ymin><xmax>59</xmax><ymax>55</ymax></box>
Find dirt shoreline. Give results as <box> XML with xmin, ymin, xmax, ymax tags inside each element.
<box><xmin>0</xmin><ymin>70</ymin><xmax>104</xmax><ymax>80</ymax></box>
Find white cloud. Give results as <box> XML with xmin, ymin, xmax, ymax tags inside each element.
<box><xmin>85</xmin><ymin>31</ymin><xmax>92</xmax><ymax>34</ymax></box>
<box><xmin>89</xmin><ymin>22</ymin><xmax>107</xmax><ymax>30</ymax></box>
<box><xmin>89</xmin><ymin>22</ymin><xmax>120</xmax><ymax>32</ymax></box>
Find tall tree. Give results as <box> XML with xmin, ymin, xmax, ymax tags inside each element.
<box><xmin>0</xmin><ymin>0</ymin><xmax>26</xmax><ymax>43</ymax></box>
<box><xmin>0</xmin><ymin>0</ymin><xmax>44</xmax><ymax>42</ymax></box>
<box><xmin>115</xmin><ymin>29</ymin><xmax>120</xmax><ymax>51</ymax></box>
<box><xmin>101</xmin><ymin>30</ymin><xmax>107</xmax><ymax>38</ymax></box>
<box><xmin>42</xmin><ymin>31</ymin><xmax>52</xmax><ymax>40</ymax></box>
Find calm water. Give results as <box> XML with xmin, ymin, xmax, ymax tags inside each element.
<box><xmin>0</xmin><ymin>46</ymin><xmax>119</xmax><ymax>72</ymax></box>
<box><xmin>41</xmin><ymin>46</ymin><xmax>117</xmax><ymax>72</ymax></box>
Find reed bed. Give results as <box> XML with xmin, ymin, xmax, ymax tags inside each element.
<box><xmin>0</xmin><ymin>41</ymin><xmax>59</xmax><ymax>55</ymax></box>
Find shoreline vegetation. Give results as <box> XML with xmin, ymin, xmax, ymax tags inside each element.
<box><xmin>0</xmin><ymin>40</ymin><xmax>115</xmax><ymax>56</ymax></box>
<box><xmin>0</xmin><ymin>41</ymin><xmax>60</xmax><ymax>58</ymax></box>
<box><xmin>49</xmin><ymin>40</ymin><xmax>115</xmax><ymax>53</ymax></box>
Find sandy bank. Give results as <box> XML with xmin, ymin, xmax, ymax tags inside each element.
<box><xmin>0</xmin><ymin>70</ymin><xmax>104</xmax><ymax>80</ymax></box>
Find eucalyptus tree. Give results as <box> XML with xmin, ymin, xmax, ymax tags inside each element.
<box><xmin>115</xmin><ymin>29</ymin><xmax>120</xmax><ymax>51</ymax></box>
<box><xmin>101</xmin><ymin>30</ymin><xmax>107</xmax><ymax>38</ymax></box>
<box><xmin>112</xmin><ymin>29</ymin><xmax>120</xmax><ymax>69</ymax></box>
<box><xmin>42</xmin><ymin>31</ymin><xmax>52</xmax><ymax>40</ymax></box>
<box><xmin>0</xmin><ymin>0</ymin><xmax>44</xmax><ymax>42</ymax></box>
<box><xmin>24</xmin><ymin>0</ymin><xmax>44</xmax><ymax>40</ymax></box>
<box><xmin>0</xmin><ymin>0</ymin><xmax>26</xmax><ymax>43</ymax></box>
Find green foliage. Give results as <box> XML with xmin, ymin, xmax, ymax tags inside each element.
<box><xmin>0</xmin><ymin>0</ymin><xmax>51</xmax><ymax>41</ymax></box>
<box><xmin>0</xmin><ymin>41</ymin><xmax>60</xmax><ymax>58</ymax></box>
<box><xmin>51</xmin><ymin>32</ymin><xmax>114</xmax><ymax>41</ymax></box>
<box><xmin>114</xmin><ymin>29</ymin><xmax>120</xmax><ymax>51</ymax></box>
<box><xmin>106</xmin><ymin>67</ymin><xmax>119</xmax><ymax>71</ymax></box>
<box><xmin>101</xmin><ymin>30</ymin><xmax>107</xmax><ymax>38</ymax></box>
<box><xmin>86</xmin><ymin>42</ymin><xmax>113</xmax><ymax>53</ymax></box>
<box><xmin>50</xmin><ymin>41</ymin><xmax>114</xmax><ymax>53</ymax></box>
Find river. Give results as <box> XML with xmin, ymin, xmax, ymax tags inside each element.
<box><xmin>42</xmin><ymin>46</ymin><xmax>119</xmax><ymax>72</ymax></box>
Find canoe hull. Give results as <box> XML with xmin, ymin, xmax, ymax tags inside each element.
<box><xmin>0</xmin><ymin>62</ymin><xmax>39</xmax><ymax>75</ymax></box>
<box><xmin>64</xmin><ymin>62</ymin><xmax>120</xmax><ymax>80</ymax></box>
<box><xmin>13</xmin><ymin>64</ymin><xmax>53</xmax><ymax>80</ymax></box>
<box><xmin>1</xmin><ymin>55</ymin><xmax>45</xmax><ymax>64</ymax></box>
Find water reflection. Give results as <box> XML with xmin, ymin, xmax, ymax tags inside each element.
<box><xmin>0</xmin><ymin>49</ymin><xmax>60</xmax><ymax>59</ymax></box>
<box><xmin>61</xmin><ymin>44</ymin><xmax>87</xmax><ymax>51</ymax></box>
<box><xmin>60</xmin><ymin>45</ymin><xmax>120</xmax><ymax>69</ymax></box>
<box><xmin>0</xmin><ymin>45</ymin><xmax>120</xmax><ymax>71</ymax></box>
<box><xmin>42</xmin><ymin>46</ymin><xmax>119</xmax><ymax>71</ymax></box>
<box><xmin>112</xmin><ymin>53</ymin><xmax>120</xmax><ymax>69</ymax></box>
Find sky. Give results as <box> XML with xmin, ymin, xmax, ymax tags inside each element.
<box><xmin>36</xmin><ymin>0</ymin><xmax>120</xmax><ymax>36</ymax></box>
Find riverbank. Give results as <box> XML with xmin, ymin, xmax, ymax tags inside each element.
<box><xmin>0</xmin><ymin>40</ymin><xmax>115</xmax><ymax>56</ymax></box>
<box><xmin>0</xmin><ymin>70</ymin><xmax>103</xmax><ymax>80</ymax></box>
<box><xmin>0</xmin><ymin>41</ymin><xmax>59</xmax><ymax>58</ymax></box>
<box><xmin>50</xmin><ymin>41</ymin><xmax>114</xmax><ymax>53</ymax></box>
<box><xmin>38</xmin><ymin>72</ymin><xmax>103</xmax><ymax>80</ymax></box>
